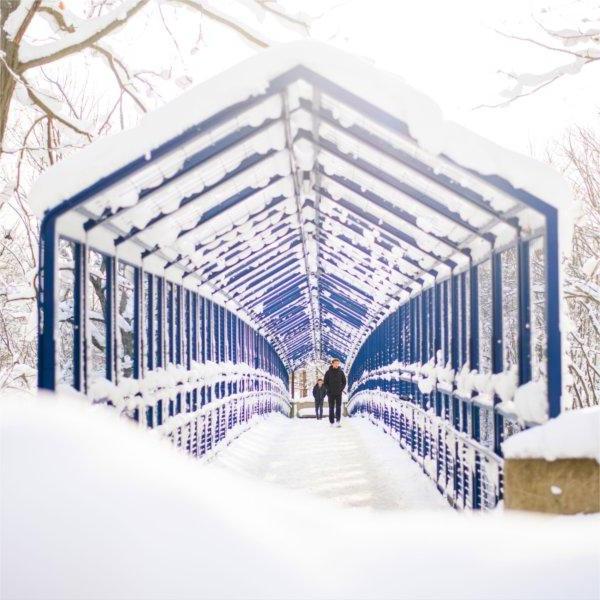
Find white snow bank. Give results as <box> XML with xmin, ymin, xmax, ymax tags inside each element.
<box><xmin>29</xmin><ymin>41</ymin><xmax>570</xmax><ymax>223</ymax></box>
<box><xmin>2</xmin><ymin>391</ymin><xmax>599</xmax><ymax>600</ymax></box>
<box><xmin>502</xmin><ymin>407</ymin><xmax>600</xmax><ymax>462</ymax></box>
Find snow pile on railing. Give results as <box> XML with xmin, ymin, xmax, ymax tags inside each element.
<box><xmin>87</xmin><ymin>360</ymin><xmax>288</xmax><ymax>415</ymax></box>
<box><xmin>84</xmin><ymin>360</ymin><xmax>290</xmax><ymax>459</ymax></box>
<box><xmin>347</xmin><ymin>390</ymin><xmax>503</xmax><ymax>509</ymax></box>
<box><xmin>503</xmin><ymin>406</ymin><xmax>600</xmax><ymax>462</ymax></box>
<box><xmin>352</xmin><ymin>354</ymin><xmax>547</xmax><ymax>425</ymax></box>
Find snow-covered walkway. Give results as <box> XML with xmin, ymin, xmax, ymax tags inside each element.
<box><xmin>209</xmin><ymin>415</ymin><xmax>448</xmax><ymax>511</ymax></box>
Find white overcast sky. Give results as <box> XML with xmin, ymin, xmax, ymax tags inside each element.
<box><xmin>169</xmin><ymin>0</ymin><xmax>599</xmax><ymax>159</ymax></box>
<box><xmin>27</xmin><ymin>0</ymin><xmax>599</xmax><ymax>159</ymax></box>
<box><xmin>317</xmin><ymin>0</ymin><xmax>599</xmax><ymax>157</ymax></box>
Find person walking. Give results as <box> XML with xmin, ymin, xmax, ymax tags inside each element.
<box><xmin>323</xmin><ymin>358</ymin><xmax>346</xmax><ymax>427</ymax></box>
<box><xmin>312</xmin><ymin>378</ymin><xmax>327</xmax><ymax>420</ymax></box>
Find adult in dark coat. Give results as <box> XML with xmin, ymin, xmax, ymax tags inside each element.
<box><xmin>312</xmin><ymin>378</ymin><xmax>327</xmax><ymax>420</ymax></box>
<box><xmin>323</xmin><ymin>358</ymin><xmax>346</xmax><ymax>427</ymax></box>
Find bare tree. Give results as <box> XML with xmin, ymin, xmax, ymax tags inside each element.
<box><xmin>1</xmin><ymin>0</ymin><xmax>310</xmax><ymax>149</ymax></box>
<box><xmin>0</xmin><ymin>0</ymin><xmax>312</xmax><ymax>391</ymax></box>
<box><xmin>477</xmin><ymin>3</ymin><xmax>600</xmax><ymax>108</ymax></box>
<box><xmin>560</xmin><ymin>127</ymin><xmax>600</xmax><ymax>408</ymax></box>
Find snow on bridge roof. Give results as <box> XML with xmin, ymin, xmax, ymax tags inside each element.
<box><xmin>30</xmin><ymin>41</ymin><xmax>571</xmax><ymax>369</ymax></box>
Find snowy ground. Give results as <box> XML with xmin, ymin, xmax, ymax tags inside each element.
<box><xmin>2</xmin><ymin>393</ymin><xmax>599</xmax><ymax>600</ymax></box>
<box><xmin>208</xmin><ymin>415</ymin><xmax>449</xmax><ymax>511</ymax></box>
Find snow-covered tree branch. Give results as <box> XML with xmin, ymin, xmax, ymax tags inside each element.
<box><xmin>477</xmin><ymin>3</ymin><xmax>600</xmax><ymax>108</ymax></box>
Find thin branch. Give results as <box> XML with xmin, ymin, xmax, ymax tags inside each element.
<box><xmin>474</xmin><ymin>72</ymin><xmax>565</xmax><ymax>109</ymax></box>
<box><xmin>494</xmin><ymin>27</ymin><xmax>592</xmax><ymax>59</ymax></box>
<box><xmin>254</xmin><ymin>0</ymin><xmax>310</xmax><ymax>33</ymax></box>
<box><xmin>21</xmin><ymin>74</ymin><xmax>92</xmax><ymax>139</ymax></box>
<box><xmin>172</xmin><ymin>0</ymin><xmax>269</xmax><ymax>47</ymax></box>
<box><xmin>92</xmin><ymin>45</ymin><xmax>147</xmax><ymax>113</ymax></box>
<box><xmin>19</xmin><ymin>0</ymin><xmax>151</xmax><ymax>72</ymax></box>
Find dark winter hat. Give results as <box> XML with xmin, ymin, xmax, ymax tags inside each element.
<box><xmin>331</xmin><ymin>358</ymin><xmax>341</xmax><ymax>364</ymax></box>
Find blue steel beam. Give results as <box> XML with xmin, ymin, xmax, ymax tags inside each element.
<box><xmin>299</xmin><ymin>98</ymin><xmax>520</xmax><ymax>230</ymax></box>
<box><xmin>194</xmin><ymin>223</ymin><xmax>299</xmax><ymax>278</ymax></box>
<box><xmin>318</xmin><ymin>174</ymin><xmax>470</xmax><ymax>257</ymax></box>
<box><xmin>85</xmin><ymin>116</ymin><xmax>284</xmax><ymax>231</ymax></box>
<box><xmin>162</xmin><ymin>194</ymin><xmax>292</xmax><ymax>268</ymax></box>
<box><xmin>115</xmin><ymin>150</ymin><xmax>282</xmax><ymax>246</ymax></box>
<box><xmin>300</xmin><ymin>131</ymin><xmax>491</xmax><ymax>240</ymax></box>
<box><xmin>316</xmin><ymin>198</ymin><xmax>433</xmax><ymax>283</ymax></box>
<box><xmin>182</xmin><ymin>221</ymin><xmax>299</xmax><ymax>281</ymax></box>
<box><xmin>234</xmin><ymin>264</ymin><xmax>304</xmax><ymax>305</ymax></box>
<box><xmin>317</xmin><ymin>236</ymin><xmax>415</xmax><ymax>296</ymax></box>
<box><xmin>245</xmin><ymin>274</ymin><xmax>306</xmax><ymax>311</ymax></box>
<box><xmin>318</xmin><ymin>185</ymin><xmax>448</xmax><ymax>273</ymax></box>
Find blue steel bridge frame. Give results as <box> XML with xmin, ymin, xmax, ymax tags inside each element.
<box><xmin>37</xmin><ymin>64</ymin><xmax>563</xmax><ymax>506</ymax></box>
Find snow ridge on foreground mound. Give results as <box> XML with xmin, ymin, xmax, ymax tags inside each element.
<box><xmin>503</xmin><ymin>406</ymin><xmax>600</xmax><ymax>462</ymax></box>
<box><xmin>1</xmin><ymin>392</ymin><xmax>599</xmax><ymax>600</ymax></box>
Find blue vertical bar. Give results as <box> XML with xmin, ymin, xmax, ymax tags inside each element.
<box><xmin>545</xmin><ymin>211</ymin><xmax>562</xmax><ymax>417</ymax></box>
<box><xmin>459</xmin><ymin>272</ymin><xmax>468</xmax><ymax>433</ymax></box>
<box><xmin>73</xmin><ymin>242</ymin><xmax>83</xmax><ymax>391</ymax></box>
<box><xmin>450</xmin><ymin>275</ymin><xmax>459</xmax><ymax>372</ymax></box>
<box><xmin>146</xmin><ymin>274</ymin><xmax>154</xmax><ymax>371</ymax></box>
<box><xmin>185</xmin><ymin>290</ymin><xmax>192</xmax><ymax>369</ymax></box>
<box><xmin>469</xmin><ymin>264</ymin><xmax>482</xmax><ymax>509</ymax></box>
<box><xmin>133</xmin><ymin>267</ymin><xmax>142</xmax><ymax>381</ymax></box>
<box><xmin>434</xmin><ymin>284</ymin><xmax>441</xmax><ymax>356</ymax></box>
<box><xmin>156</xmin><ymin>278</ymin><xmax>163</xmax><ymax>368</ymax></box>
<box><xmin>450</xmin><ymin>275</ymin><xmax>460</xmax><ymax>429</ymax></box>
<box><xmin>167</xmin><ymin>282</ymin><xmax>174</xmax><ymax>364</ymax></box>
<box><xmin>491</xmin><ymin>252</ymin><xmax>504</xmax><ymax>455</ymax></box>
<box><xmin>460</xmin><ymin>272</ymin><xmax>468</xmax><ymax>367</ymax></box>
<box><xmin>206</xmin><ymin>300</ymin><xmax>212</xmax><ymax>361</ymax></box>
<box><xmin>105</xmin><ymin>255</ymin><xmax>115</xmax><ymax>381</ymax></box>
<box><xmin>469</xmin><ymin>265</ymin><xmax>480</xmax><ymax>440</ymax></box>
<box><xmin>518</xmin><ymin>239</ymin><xmax>532</xmax><ymax>386</ymax></box>
<box><xmin>175</xmin><ymin>285</ymin><xmax>182</xmax><ymax>365</ymax></box>
<box><xmin>38</xmin><ymin>216</ymin><xmax>57</xmax><ymax>390</ymax></box>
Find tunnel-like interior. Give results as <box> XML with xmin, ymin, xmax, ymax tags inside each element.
<box><xmin>33</xmin><ymin>41</ymin><xmax>567</xmax><ymax>509</ymax></box>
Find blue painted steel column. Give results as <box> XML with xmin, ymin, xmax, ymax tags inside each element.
<box><xmin>518</xmin><ymin>240</ymin><xmax>532</xmax><ymax>385</ymax></box>
<box><xmin>491</xmin><ymin>253</ymin><xmax>504</xmax><ymax>455</ymax></box>
<box><xmin>167</xmin><ymin>282</ymin><xmax>174</xmax><ymax>364</ymax></box>
<box><xmin>133</xmin><ymin>268</ymin><xmax>142</xmax><ymax>381</ymax></box>
<box><xmin>469</xmin><ymin>266</ymin><xmax>480</xmax><ymax>439</ymax></box>
<box><xmin>451</xmin><ymin>275</ymin><xmax>460</xmax><ymax>430</ymax></box>
<box><xmin>154</xmin><ymin>277</ymin><xmax>162</xmax><ymax>368</ymax></box>
<box><xmin>147</xmin><ymin>275</ymin><xmax>154</xmax><ymax>371</ymax></box>
<box><xmin>175</xmin><ymin>285</ymin><xmax>182</xmax><ymax>365</ymax></box>
<box><xmin>105</xmin><ymin>255</ymin><xmax>116</xmax><ymax>382</ymax></box>
<box><xmin>545</xmin><ymin>210</ymin><xmax>562</xmax><ymax>418</ymax></box>
<box><xmin>469</xmin><ymin>264</ymin><xmax>481</xmax><ymax>509</ymax></box>
<box><xmin>459</xmin><ymin>272</ymin><xmax>468</xmax><ymax>433</ymax></box>
<box><xmin>73</xmin><ymin>242</ymin><xmax>84</xmax><ymax>391</ymax></box>
<box><xmin>38</xmin><ymin>216</ymin><xmax>57</xmax><ymax>390</ymax></box>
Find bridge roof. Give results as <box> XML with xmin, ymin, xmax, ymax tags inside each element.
<box><xmin>30</xmin><ymin>41</ymin><xmax>571</xmax><ymax>369</ymax></box>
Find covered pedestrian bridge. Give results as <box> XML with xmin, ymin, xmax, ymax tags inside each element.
<box><xmin>32</xmin><ymin>41</ymin><xmax>569</xmax><ymax>510</ymax></box>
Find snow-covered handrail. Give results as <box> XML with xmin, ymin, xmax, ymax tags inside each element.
<box><xmin>88</xmin><ymin>360</ymin><xmax>288</xmax><ymax>418</ymax></box>
<box><xmin>86</xmin><ymin>360</ymin><xmax>290</xmax><ymax>459</ymax></box>
<box><xmin>348</xmin><ymin>390</ymin><xmax>502</xmax><ymax>509</ymax></box>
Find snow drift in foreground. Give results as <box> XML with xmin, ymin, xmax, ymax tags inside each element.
<box><xmin>1</xmin><ymin>392</ymin><xmax>599</xmax><ymax>600</ymax></box>
<box><xmin>503</xmin><ymin>406</ymin><xmax>600</xmax><ymax>462</ymax></box>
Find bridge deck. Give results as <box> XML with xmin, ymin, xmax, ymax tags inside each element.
<box><xmin>210</xmin><ymin>415</ymin><xmax>449</xmax><ymax>511</ymax></box>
